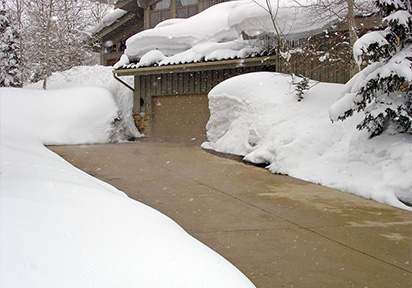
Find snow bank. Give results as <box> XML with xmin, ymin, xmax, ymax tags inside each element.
<box><xmin>0</xmin><ymin>87</ymin><xmax>118</xmax><ymax>145</ymax></box>
<box><xmin>26</xmin><ymin>65</ymin><xmax>142</xmax><ymax>141</ymax></box>
<box><xmin>203</xmin><ymin>72</ymin><xmax>412</xmax><ymax>211</ymax></box>
<box><xmin>0</xmin><ymin>132</ymin><xmax>255</xmax><ymax>288</ymax></box>
<box><xmin>0</xmin><ymin>89</ymin><xmax>255</xmax><ymax>287</ymax></box>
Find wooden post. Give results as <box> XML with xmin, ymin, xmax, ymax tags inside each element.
<box><xmin>133</xmin><ymin>75</ymin><xmax>141</xmax><ymax>114</ymax></box>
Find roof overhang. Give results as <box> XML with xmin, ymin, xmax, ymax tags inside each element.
<box><xmin>113</xmin><ymin>55</ymin><xmax>278</xmax><ymax>77</ymax></box>
<box><xmin>92</xmin><ymin>12</ymin><xmax>139</xmax><ymax>42</ymax></box>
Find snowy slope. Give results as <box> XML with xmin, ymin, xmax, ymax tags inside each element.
<box><xmin>202</xmin><ymin>72</ymin><xmax>412</xmax><ymax>211</ymax></box>
<box><xmin>0</xmin><ymin>88</ymin><xmax>255</xmax><ymax>287</ymax></box>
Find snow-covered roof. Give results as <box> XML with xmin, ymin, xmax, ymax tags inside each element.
<box><xmin>114</xmin><ymin>0</ymin><xmax>370</xmax><ymax>69</ymax></box>
<box><xmin>119</xmin><ymin>1</ymin><xmax>242</xmax><ymax>68</ymax></box>
<box><xmin>227</xmin><ymin>0</ymin><xmax>339</xmax><ymax>40</ymax></box>
<box><xmin>89</xmin><ymin>8</ymin><xmax>128</xmax><ymax>35</ymax></box>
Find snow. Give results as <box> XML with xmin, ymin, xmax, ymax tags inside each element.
<box><xmin>113</xmin><ymin>54</ymin><xmax>130</xmax><ymax>69</ymax></box>
<box><xmin>26</xmin><ymin>65</ymin><xmax>142</xmax><ymax>141</ymax></box>
<box><xmin>363</xmin><ymin>44</ymin><xmax>412</xmax><ymax>81</ymax></box>
<box><xmin>331</xmin><ymin>45</ymin><xmax>412</xmax><ymax>121</ymax></box>
<box><xmin>124</xmin><ymin>1</ymin><xmax>239</xmax><ymax>62</ymax></box>
<box><xmin>135</xmin><ymin>49</ymin><xmax>166</xmax><ymax>67</ymax></box>
<box><xmin>227</xmin><ymin>0</ymin><xmax>338</xmax><ymax>41</ymax></box>
<box><xmin>0</xmin><ymin>89</ymin><xmax>255</xmax><ymax>287</ymax></box>
<box><xmin>378</xmin><ymin>0</ymin><xmax>409</xmax><ymax>10</ymax></box>
<box><xmin>0</xmin><ymin>87</ymin><xmax>118</xmax><ymax>145</ymax></box>
<box><xmin>117</xmin><ymin>0</ymin><xmax>339</xmax><ymax>68</ymax></box>
<box><xmin>384</xmin><ymin>10</ymin><xmax>412</xmax><ymax>27</ymax></box>
<box><xmin>88</xmin><ymin>8</ymin><xmax>127</xmax><ymax>35</ymax></box>
<box><xmin>202</xmin><ymin>72</ymin><xmax>412</xmax><ymax>211</ymax></box>
<box><xmin>353</xmin><ymin>31</ymin><xmax>390</xmax><ymax>65</ymax></box>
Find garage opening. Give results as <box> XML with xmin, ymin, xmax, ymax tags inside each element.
<box><xmin>152</xmin><ymin>94</ymin><xmax>210</xmax><ymax>144</ymax></box>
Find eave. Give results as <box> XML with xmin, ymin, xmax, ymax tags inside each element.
<box><xmin>92</xmin><ymin>12</ymin><xmax>139</xmax><ymax>42</ymax></box>
<box><xmin>113</xmin><ymin>55</ymin><xmax>278</xmax><ymax>77</ymax></box>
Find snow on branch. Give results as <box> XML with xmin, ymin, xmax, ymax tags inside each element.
<box><xmin>384</xmin><ymin>10</ymin><xmax>412</xmax><ymax>27</ymax></box>
<box><xmin>353</xmin><ymin>30</ymin><xmax>390</xmax><ymax>66</ymax></box>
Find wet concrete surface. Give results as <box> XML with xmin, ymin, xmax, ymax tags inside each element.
<box><xmin>48</xmin><ymin>142</ymin><xmax>412</xmax><ymax>288</ymax></box>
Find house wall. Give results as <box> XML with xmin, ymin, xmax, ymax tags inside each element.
<box><xmin>277</xmin><ymin>48</ymin><xmax>352</xmax><ymax>84</ymax></box>
<box><xmin>133</xmin><ymin>65</ymin><xmax>276</xmax><ymax>138</ymax></box>
<box><xmin>152</xmin><ymin>94</ymin><xmax>210</xmax><ymax>143</ymax></box>
<box><xmin>100</xmin><ymin>19</ymin><xmax>144</xmax><ymax>66</ymax></box>
<box><xmin>111</xmin><ymin>2</ymin><xmax>383</xmax><ymax>142</ymax></box>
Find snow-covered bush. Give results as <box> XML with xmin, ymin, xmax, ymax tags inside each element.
<box><xmin>330</xmin><ymin>0</ymin><xmax>412</xmax><ymax>137</ymax></box>
<box><xmin>293</xmin><ymin>75</ymin><xmax>310</xmax><ymax>102</ymax></box>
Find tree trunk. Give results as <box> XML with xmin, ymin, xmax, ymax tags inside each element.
<box><xmin>15</xmin><ymin>0</ymin><xmax>25</xmax><ymax>86</ymax></box>
<box><xmin>347</xmin><ymin>0</ymin><xmax>359</xmax><ymax>78</ymax></box>
<box><xmin>42</xmin><ymin>0</ymin><xmax>53</xmax><ymax>90</ymax></box>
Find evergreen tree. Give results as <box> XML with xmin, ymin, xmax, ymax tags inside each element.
<box><xmin>330</xmin><ymin>0</ymin><xmax>412</xmax><ymax>137</ymax></box>
<box><xmin>0</xmin><ymin>1</ymin><xmax>21</xmax><ymax>87</ymax></box>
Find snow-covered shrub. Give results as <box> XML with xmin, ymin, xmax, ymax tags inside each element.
<box><xmin>293</xmin><ymin>75</ymin><xmax>310</xmax><ymax>102</ymax></box>
<box><xmin>330</xmin><ymin>0</ymin><xmax>412</xmax><ymax>137</ymax></box>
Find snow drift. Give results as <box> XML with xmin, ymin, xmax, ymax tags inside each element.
<box><xmin>0</xmin><ymin>88</ymin><xmax>255</xmax><ymax>287</ymax></box>
<box><xmin>202</xmin><ymin>72</ymin><xmax>412</xmax><ymax>211</ymax></box>
<box><xmin>0</xmin><ymin>87</ymin><xmax>118</xmax><ymax>145</ymax></box>
<box><xmin>0</xmin><ymin>134</ymin><xmax>255</xmax><ymax>288</ymax></box>
<box><xmin>26</xmin><ymin>65</ymin><xmax>142</xmax><ymax>141</ymax></box>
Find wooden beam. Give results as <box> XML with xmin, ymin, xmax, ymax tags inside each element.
<box><xmin>113</xmin><ymin>55</ymin><xmax>277</xmax><ymax>76</ymax></box>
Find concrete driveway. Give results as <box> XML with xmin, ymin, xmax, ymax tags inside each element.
<box><xmin>49</xmin><ymin>142</ymin><xmax>412</xmax><ymax>288</ymax></box>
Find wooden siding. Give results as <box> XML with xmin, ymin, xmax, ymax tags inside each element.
<box><xmin>95</xmin><ymin>12</ymin><xmax>144</xmax><ymax>66</ymax></box>
<box><xmin>133</xmin><ymin>65</ymin><xmax>275</xmax><ymax>115</ymax></box>
<box><xmin>129</xmin><ymin>62</ymin><xmax>274</xmax><ymax>139</ymax></box>
<box><xmin>199</xmin><ymin>0</ymin><xmax>228</xmax><ymax>11</ymax></box>
<box><xmin>278</xmin><ymin>53</ymin><xmax>351</xmax><ymax>84</ymax></box>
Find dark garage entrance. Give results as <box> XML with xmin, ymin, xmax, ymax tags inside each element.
<box><xmin>152</xmin><ymin>94</ymin><xmax>209</xmax><ymax>144</ymax></box>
